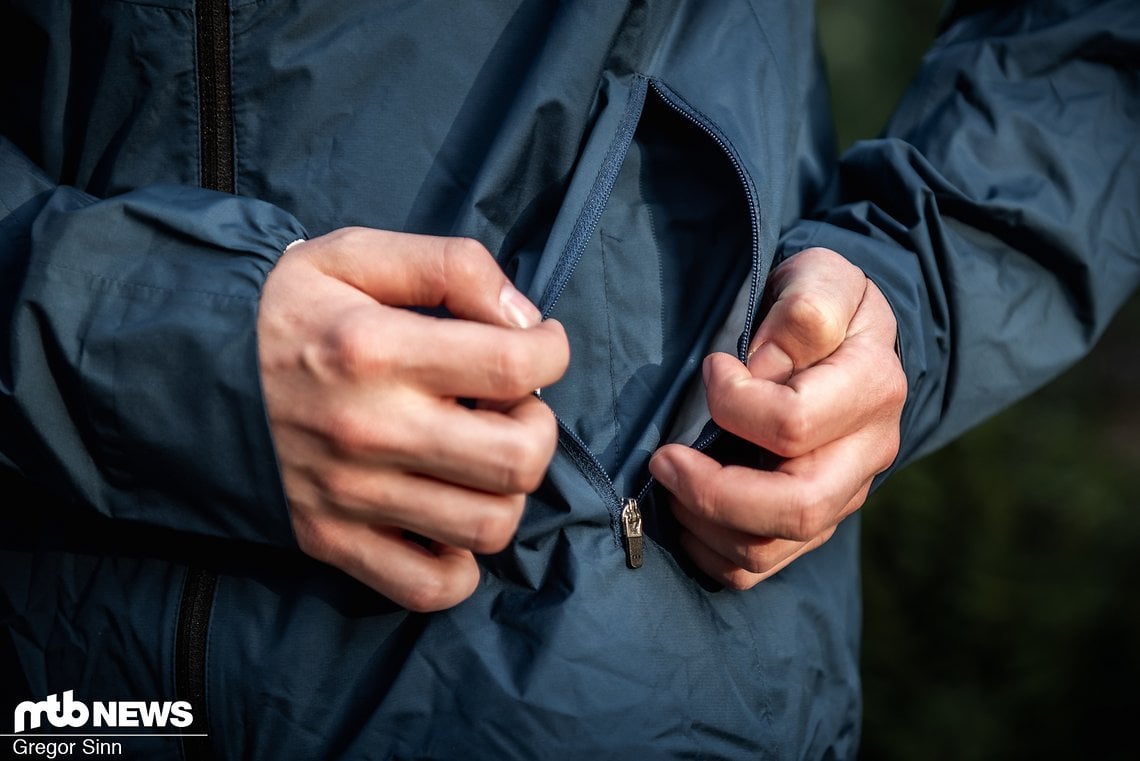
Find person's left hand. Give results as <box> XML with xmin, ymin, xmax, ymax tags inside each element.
<box><xmin>648</xmin><ymin>247</ymin><xmax>906</xmax><ymax>589</ymax></box>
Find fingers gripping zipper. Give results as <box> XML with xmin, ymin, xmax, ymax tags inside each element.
<box><xmin>551</xmin><ymin>414</ymin><xmax>649</xmax><ymax>570</ymax></box>
<box><xmin>538</xmin><ymin>77</ymin><xmax>762</xmax><ymax>571</ymax></box>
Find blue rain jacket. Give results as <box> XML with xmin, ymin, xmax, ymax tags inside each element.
<box><xmin>1</xmin><ymin>1</ymin><xmax>1138</xmax><ymax>759</ymax></box>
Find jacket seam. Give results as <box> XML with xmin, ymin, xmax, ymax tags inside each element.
<box><xmin>39</xmin><ymin>262</ymin><xmax>262</xmax><ymax>304</ymax></box>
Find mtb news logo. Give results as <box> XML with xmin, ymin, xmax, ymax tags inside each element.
<box><xmin>13</xmin><ymin>690</ymin><xmax>194</xmax><ymax>733</ymax></box>
<box><xmin>7</xmin><ymin>691</ymin><xmax>200</xmax><ymax>758</ymax></box>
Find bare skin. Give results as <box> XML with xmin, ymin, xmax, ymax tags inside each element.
<box><xmin>649</xmin><ymin>247</ymin><xmax>907</xmax><ymax>590</ymax></box>
<box><xmin>258</xmin><ymin>228</ymin><xmax>569</xmax><ymax>611</ymax></box>
<box><xmin>260</xmin><ymin>232</ymin><xmax>903</xmax><ymax>608</ymax></box>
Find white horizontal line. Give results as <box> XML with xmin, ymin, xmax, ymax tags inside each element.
<box><xmin>2</xmin><ymin>733</ymin><xmax>208</xmax><ymax>737</ymax></box>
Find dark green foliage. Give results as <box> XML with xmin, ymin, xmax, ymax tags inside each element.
<box><xmin>861</xmin><ymin>305</ymin><xmax>1140</xmax><ymax>760</ymax></box>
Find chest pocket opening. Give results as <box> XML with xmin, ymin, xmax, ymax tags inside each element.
<box><xmin>539</xmin><ymin>76</ymin><xmax>757</xmax><ymax>501</ymax></box>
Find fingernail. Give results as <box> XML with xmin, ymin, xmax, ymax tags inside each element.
<box><xmin>747</xmin><ymin>340</ymin><xmax>795</xmax><ymax>383</ymax></box>
<box><xmin>649</xmin><ymin>451</ymin><xmax>678</xmax><ymax>490</ymax></box>
<box><xmin>702</xmin><ymin>355</ymin><xmax>713</xmax><ymax>386</ymax></box>
<box><xmin>500</xmin><ymin>282</ymin><xmax>541</xmax><ymax>328</ymax></box>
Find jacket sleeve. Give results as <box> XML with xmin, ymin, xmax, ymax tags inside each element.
<box><xmin>780</xmin><ymin>0</ymin><xmax>1140</xmax><ymax>470</ymax></box>
<box><xmin>0</xmin><ymin>135</ymin><xmax>308</xmax><ymax>546</ymax></box>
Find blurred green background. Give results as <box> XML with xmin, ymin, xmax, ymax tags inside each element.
<box><xmin>814</xmin><ymin>1</ymin><xmax>1140</xmax><ymax>759</ymax></box>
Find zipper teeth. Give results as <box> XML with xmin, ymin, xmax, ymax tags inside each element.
<box><xmin>627</xmin><ymin>81</ymin><xmax>766</xmax><ymax>503</ymax></box>
<box><xmin>175</xmin><ymin>568</ymin><xmax>216</xmax><ymax>761</ymax></box>
<box><xmin>548</xmin><ymin>78</ymin><xmax>764</xmax><ymax>544</ymax></box>
<box><xmin>538</xmin><ymin>76</ymin><xmax>649</xmax><ymax>319</ymax></box>
<box><xmin>551</xmin><ymin>410</ymin><xmax>624</xmax><ymax>535</ymax></box>
<box><xmin>647</xmin><ymin>81</ymin><xmax>763</xmax><ymax>363</ymax></box>
<box><xmin>196</xmin><ymin>0</ymin><xmax>235</xmax><ymax>193</ymax></box>
<box><xmin>177</xmin><ymin>4</ymin><xmax>233</xmax><ymax>758</ymax></box>
<box><xmin>628</xmin><ymin>82</ymin><xmax>762</xmax><ymax>503</ymax></box>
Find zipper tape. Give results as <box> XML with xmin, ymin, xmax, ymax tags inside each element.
<box><xmin>175</xmin><ymin>567</ymin><xmax>217</xmax><ymax>761</ymax></box>
<box><xmin>176</xmin><ymin>2</ymin><xmax>236</xmax><ymax>756</ymax></box>
<box><xmin>537</xmin><ymin>76</ymin><xmax>649</xmax><ymax>318</ymax></box>
<box><xmin>538</xmin><ymin>75</ymin><xmax>763</xmax><ymax>569</ymax></box>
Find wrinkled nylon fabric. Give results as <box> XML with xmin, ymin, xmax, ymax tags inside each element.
<box><xmin>779</xmin><ymin>0</ymin><xmax>1140</xmax><ymax>469</ymax></box>
<box><xmin>1</xmin><ymin>1</ymin><xmax>1138</xmax><ymax>759</ymax></box>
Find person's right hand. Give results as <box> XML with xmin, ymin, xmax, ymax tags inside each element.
<box><xmin>257</xmin><ymin>228</ymin><xmax>569</xmax><ymax>611</ymax></box>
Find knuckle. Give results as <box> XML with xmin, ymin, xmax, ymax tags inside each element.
<box><xmin>315</xmin><ymin>466</ymin><xmax>394</xmax><ymax>516</ymax></box>
<box><xmin>312</xmin><ymin>466</ymin><xmax>356</xmax><ymax>507</ymax></box>
<box><xmin>772</xmin><ymin>406</ymin><xmax>813</xmax><ymax>456</ymax></box>
<box><xmin>446</xmin><ymin>236</ymin><xmax>488</xmax><ymax>261</ymax></box>
<box><xmin>877</xmin><ymin>429</ymin><xmax>902</xmax><ymax>473</ymax></box>
<box><xmin>796</xmin><ymin>498</ymin><xmax>831</xmax><ymax>542</ymax></box>
<box><xmin>333</xmin><ymin>226</ymin><xmax>368</xmax><ymax>247</ymax></box>
<box><xmin>323</xmin><ymin>408</ymin><xmax>378</xmax><ymax>457</ymax></box>
<box><xmin>886</xmin><ymin>362</ymin><xmax>909</xmax><ymax>408</ymax></box>
<box><xmin>533</xmin><ymin>404</ymin><xmax>560</xmax><ymax>448</ymax></box>
<box><xmin>703</xmin><ymin>357</ymin><xmax>735</xmax><ymax>395</ymax></box>
<box><xmin>317</xmin><ymin>226</ymin><xmax>352</xmax><ymax>252</ymax></box>
<box><xmin>688</xmin><ymin>475</ymin><xmax>722</xmax><ymax>519</ymax></box>
<box><xmin>801</xmin><ymin>245</ymin><xmax>845</xmax><ymax>264</ymax></box>
<box><xmin>849</xmin><ymin>484</ymin><xmax>873</xmax><ymax>514</ymax></box>
<box><xmin>326</xmin><ymin>320</ymin><xmax>383</xmax><ymax>381</ymax></box>
<box><xmin>498</xmin><ymin>436</ymin><xmax>549</xmax><ymax>493</ymax></box>
<box><xmin>740</xmin><ymin>544</ymin><xmax>775</xmax><ymax>575</ymax></box>
<box><xmin>401</xmin><ymin>576</ymin><xmax>454</xmax><ymax>613</ymax></box>
<box><xmin>871</xmin><ymin>368</ymin><xmax>907</xmax><ymax>470</ymax></box>
<box><xmin>704</xmin><ymin>373</ymin><xmax>747</xmax><ymax>432</ymax></box>
<box><xmin>488</xmin><ymin>342</ymin><xmax>536</xmax><ymax>397</ymax></box>
<box><xmin>321</xmin><ymin>227</ymin><xmax>368</xmax><ymax>269</ymax></box>
<box><xmin>704</xmin><ymin>380</ymin><xmax>734</xmax><ymax>427</ymax></box>
<box><xmin>721</xmin><ymin>569</ymin><xmax>762</xmax><ymax>592</ymax></box>
<box><xmin>443</xmin><ymin>236</ymin><xmax>491</xmax><ymax>281</ymax></box>
<box><xmin>783</xmin><ymin>291</ymin><xmax>844</xmax><ymax>348</ymax></box>
<box><xmin>292</xmin><ymin>513</ymin><xmax>341</xmax><ymax>565</ymax></box>
<box><xmin>469</xmin><ymin>499</ymin><xmax>523</xmax><ymax>554</ymax></box>
<box><xmin>401</xmin><ymin>559</ymin><xmax>480</xmax><ymax>613</ymax></box>
<box><xmin>547</xmin><ymin>319</ymin><xmax>571</xmax><ymax>354</ymax></box>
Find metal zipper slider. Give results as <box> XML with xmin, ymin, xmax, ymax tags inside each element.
<box><xmin>621</xmin><ymin>498</ymin><xmax>644</xmax><ymax>569</ymax></box>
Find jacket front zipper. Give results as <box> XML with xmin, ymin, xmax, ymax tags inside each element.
<box><xmin>176</xmin><ymin>3</ymin><xmax>236</xmax><ymax>759</ymax></box>
<box><xmin>195</xmin><ymin>0</ymin><xmax>235</xmax><ymax>193</ymax></box>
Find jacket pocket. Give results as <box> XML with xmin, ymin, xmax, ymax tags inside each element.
<box><xmin>530</xmin><ymin>73</ymin><xmax>763</xmax><ymax>556</ymax></box>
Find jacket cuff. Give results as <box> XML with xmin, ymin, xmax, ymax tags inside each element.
<box><xmin>10</xmin><ymin>183</ymin><xmax>307</xmax><ymax>547</ymax></box>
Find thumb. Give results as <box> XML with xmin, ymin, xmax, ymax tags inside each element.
<box><xmin>748</xmin><ymin>247</ymin><xmax>866</xmax><ymax>381</ymax></box>
<box><xmin>296</xmin><ymin>227</ymin><xmax>541</xmax><ymax>328</ymax></box>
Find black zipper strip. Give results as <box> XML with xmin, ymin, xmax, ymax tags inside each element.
<box><xmin>195</xmin><ymin>0</ymin><xmax>235</xmax><ymax>193</ymax></box>
<box><xmin>175</xmin><ymin>567</ymin><xmax>217</xmax><ymax>761</ymax></box>
<box><xmin>177</xmin><ymin>2</ymin><xmax>234</xmax><ymax>759</ymax></box>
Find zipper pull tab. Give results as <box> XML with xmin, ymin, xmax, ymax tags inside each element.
<box><xmin>621</xmin><ymin>498</ymin><xmax>644</xmax><ymax>569</ymax></box>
